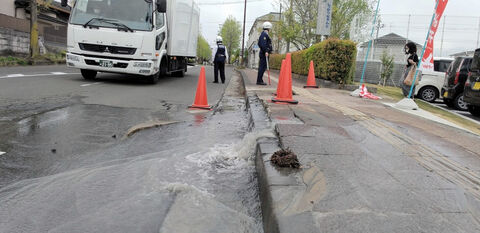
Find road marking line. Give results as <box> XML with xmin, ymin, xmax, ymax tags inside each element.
<box><xmin>0</xmin><ymin>73</ymin><xmax>80</xmax><ymax>79</ymax></box>
<box><xmin>7</xmin><ymin>74</ymin><xmax>24</xmax><ymax>77</ymax></box>
<box><xmin>81</xmin><ymin>82</ymin><xmax>103</xmax><ymax>87</ymax></box>
<box><xmin>0</xmin><ymin>152</ymin><xmax>5</xmax><ymax>156</ymax></box>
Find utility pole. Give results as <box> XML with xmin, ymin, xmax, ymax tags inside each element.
<box><xmin>278</xmin><ymin>3</ymin><xmax>281</xmax><ymax>53</ymax></box>
<box><xmin>439</xmin><ymin>15</ymin><xmax>446</xmax><ymax>57</ymax></box>
<box><xmin>286</xmin><ymin>0</ymin><xmax>292</xmax><ymax>52</ymax></box>
<box><xmin>241</xmin><ymin>0</ymin><xmax>247</xmax><ymax>65</ymax></box>
<box><xmin>477</xmin><ymin>17</ymin><xmax>480</xmax><ymax>48</ymax></box>
<box><xmin>372</xmin><ymin>19</ymin><xmax>382</xmax><ymax>60</ymax></box>
<box><xmin>30</xmin><ymin>0</ymin><xmax>39</xmax><ymax>58</ymax></box>
<box><xmin>406</xmin><ymin>14</ymin><xmax>411</xmax><ymax>45</ymax></box>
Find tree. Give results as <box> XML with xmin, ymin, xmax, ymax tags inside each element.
<box><xmin>274</xmin><ymin>0</ymin><xmax>373</xmax><ymax>51</ymax></box>
<box><xmin>276</xmin><ymin>0</ymin><xmax>317</xmax><ymax>51</ymax></box>
<box><xmin>219</xmin><ymin>16</ymin><xmax>242</xmax><ymax>64</ymax></box>
<box><xmin>277</xmin><ymin>7</ymin><xmax>301</xmax><ymax>52</ymax></box>
<box><xmin>330</xmin><ymin>0</ymin><xmax>372</xmax><ymax>39</ymax></box>
<box><xmin>379</xmin><ymin>51</ymin><xmax>395</xmax><ymax>87</ymax></box>
<box><xmin>196</xmin><ymin>35</ymin><xmax>211</xmax><ymax>64</ymax></box>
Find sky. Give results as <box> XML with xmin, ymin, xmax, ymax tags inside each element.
<box><xmin>198</xmin><ymin>0</ymin><xmax>480</xmax><ymax>56</ymax></box>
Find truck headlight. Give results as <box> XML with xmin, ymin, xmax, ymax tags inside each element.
<box><xmin>66</xmin><ymin>54</ymin><xmax>80</xmax><ymax>62</ymax></box>
<box><xmin>133</xmin><ymin>62</ymin><xmax>152</xmax><ymax>68</ymax></box>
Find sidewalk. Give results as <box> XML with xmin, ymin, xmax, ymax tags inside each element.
<box><xmin>240</xmin><ymin>68</ymin><xmax>480</xmax><ymax>232</ymax></box>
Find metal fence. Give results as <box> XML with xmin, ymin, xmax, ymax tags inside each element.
<box><xmin>352</xmin><ymin>13</ymin><xmax>480</xmax><ymax>86</ymax></box>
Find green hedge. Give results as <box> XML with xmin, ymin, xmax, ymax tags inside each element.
<box><xmin>269</xmin><ymin>38</ymin><xmax>357</xmax><ymax>84</ymax></box>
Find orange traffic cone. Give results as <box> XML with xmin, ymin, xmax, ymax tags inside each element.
<box><xmin>304</xmin><ymin>60</ymin><xmax>319</xmax><ymax>88</ymax></box>
<box><xmin>272</xmin><ymin>53</ymin><xmax>298</xmax><ymax>104</ymax></box>
<box><xmin>189</xmin><ymin>66</ymin><xmax>211</xmax><ymax>110</ymax></box>
<box><xmin>274</xmin><ymin>59</ymin><xmax>286</xmax><ymax>96</ymax></box>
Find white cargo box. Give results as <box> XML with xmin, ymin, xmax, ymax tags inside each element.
<box><xmin>167</xmin><ymin>0</ymin><xmax>199</xmax><ymax>57</ymax></box>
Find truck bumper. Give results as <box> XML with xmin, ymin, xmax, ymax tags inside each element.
<box><xmin>66</xmin><ymin>53</ymin><xmax>157</xmax><ymax>76</ymax></box>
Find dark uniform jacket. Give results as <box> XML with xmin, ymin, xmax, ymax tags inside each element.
<box><xmin>258</xmin><ymin>31</ymin><xmax>272</xmax><ymax>58</ymax></box>
<box><xmin>214</xmin><ymin>44</ymin><xmax>227</xmax><ymax>63</ymax></box>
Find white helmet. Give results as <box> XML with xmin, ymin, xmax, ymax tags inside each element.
<box><xmin>216</xmin><ymin>36</ymin><xmax>223</xmax><ymax>43</ymax></box>
<box><xmin>263</xmin><ymin>22</ymin><xmax>272</xmax><ymax>30</ymax></box>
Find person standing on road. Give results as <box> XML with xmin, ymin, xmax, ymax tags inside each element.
<box><xmin>211</xmin><ymin>36</ymin><xmax>228</xmax><ymax>83</ymax></box>
<box><xmin>402</xmin><ymin>42</ymin><xmax>419</xmax><ymax>97</ymax></box>
<box><xmin>256</xmin><ymin>22</ymin><xmax>273</xmax><ymax>85</ymax></box>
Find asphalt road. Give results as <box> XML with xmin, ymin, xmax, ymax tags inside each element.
<box><xmin>0</xmin><ymin>64</ymin><xmax>264</xmax><ymax>232</ymax></box>
<box><xmin>0</xmin><ymin>64</ymin><xmax>235</xmax><ymax>185</ymax></box>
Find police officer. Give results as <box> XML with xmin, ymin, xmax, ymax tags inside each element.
<box><xmin>211</xmin><ymin>36</ymin><xmax>228</xmax><ymax>83</ymax></box>
<box><xmin>257</xmin><ymin>22</ymin><xmax>273</xmax><ymax>85</ymax></box>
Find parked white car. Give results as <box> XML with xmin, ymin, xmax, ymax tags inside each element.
<box><xmin>415</xmin><ymin>57</ymin><xmax>454</xmax><ymax>102</ymax></box>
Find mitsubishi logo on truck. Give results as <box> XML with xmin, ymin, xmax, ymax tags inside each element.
<box><xmin>104</xmin><ymin>47</ymin><xmax>110</xmax><ymax>53</ymax></box>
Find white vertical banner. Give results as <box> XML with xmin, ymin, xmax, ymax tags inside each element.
<box><xmin>316</xmin><ymin>0</ymin><xmax>333</xmax><ymax>36</ymax></box>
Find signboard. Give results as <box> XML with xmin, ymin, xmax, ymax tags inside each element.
<box><xmin>316</xmin><ymin>0</ymin><xmax>333</xmax><ymax>36</ymax></box>
<box><xmin>421</xmin><ymin>0</ymin><xmax>449</xmax><ymax>71</ymax></box>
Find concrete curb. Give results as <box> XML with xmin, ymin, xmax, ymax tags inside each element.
<box><xmin>417</xmin><ymin>99</ymin><xmax>480</xmax><ymax>127</ymax></box>
<box><xmin>239</xmin><ymin>68</ymin><xmax>312</xmax><ymax>233</ymax></box>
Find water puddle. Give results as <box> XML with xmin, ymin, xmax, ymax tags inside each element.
<box><xmin>0</xmin><ymin>81</ymin><xmax>272</xmax><ymax>232</ymax></box>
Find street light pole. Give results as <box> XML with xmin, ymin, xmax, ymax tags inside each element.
<box><xmin>241</xmin><ymin>0</ymin><xmax>247</xmax><ymax>65</ymax></box>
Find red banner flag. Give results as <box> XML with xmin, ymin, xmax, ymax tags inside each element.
<box><xmin>421</xmin><ymin>0</ymin><xmax>448</xmax><ymax>71</ymax></box>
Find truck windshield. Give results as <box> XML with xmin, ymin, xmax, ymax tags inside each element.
<box><xmin>70</xmin><ymin>0</ymin><xmax>153</xmax><ymax>31</ymax></box>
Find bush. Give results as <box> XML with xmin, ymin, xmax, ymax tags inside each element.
<box><xmin>269</xmin><ymin>53</ymin><xmax>285</xmax><ymax>70</ymax></box>
<box><xmin>269</xmin><ymin>38</ymin><xmax>357</xmax><ymax>84</ymax></box>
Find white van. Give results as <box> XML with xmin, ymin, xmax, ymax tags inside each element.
<box><xmin>415</xmin><ymin>57</ymin><xmax>454</xmax><ymax>102</ymax></box>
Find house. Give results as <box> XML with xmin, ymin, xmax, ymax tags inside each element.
<box><xmin>0</xmin><ymin>0</ymin><xmax>71</xmax><ymax>55</ymax></box>
<box><xmin>357</xmin><ymin>33</ymin><xmax>422</xmax><ymax>63</ymax></box>
<box><xmin>246</xmin><ymin>12</ymin><xmax>282</xmax><ymax>69</ymax></box>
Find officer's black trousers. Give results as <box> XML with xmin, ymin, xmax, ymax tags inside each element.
<box><xmin>214</xmin><ymin>61</ymin><xmax>225</xmax><ymax>83</ymax></box>
<box><xmin>257</xmin><ymin>55</ymin><xmax>267</xmax><ymax>84</ymax></box>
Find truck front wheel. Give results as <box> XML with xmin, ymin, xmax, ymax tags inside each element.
<box><xmin>146</xmin><ymin>72</ymin><xmax>159</xmax><ymax>84</ymax></box>
<box><xmin>81</xmin><ymin>69</ymin><xmax>97</xmax><ymax>80</ymax></box>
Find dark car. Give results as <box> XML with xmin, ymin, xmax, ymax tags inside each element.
<box><xmin>464</xmin><ymin>48</ymin><xmax>480</xmax><ymax>117</ymax></box>
<box><xmin>441</xmin><ymin>56</ymin><xmax>472</xmax><ymax>110</ymax></box>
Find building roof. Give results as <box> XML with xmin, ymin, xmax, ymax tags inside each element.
<box><xmin>449</xmin><ymin>50</ymin><xmax>475</xmax><ymax>57</ymax></box>
<box><xmin>248</xmin><ymin>12</ymin><xmax>280</xmax><ymax>37</ymax></box>
<box><xmin>15</xmin><ymin>0</ymin><xmax>71</xmax><ymax>14</ymax></box>
<box><xmin>360</xmin><ymin>33</ymin><xmax>421</xmax><ymax>48</ymax></box>
<box><xmin>15</xmin><ymin>0</ymin><xmax>71</xmax><ymax>24</ymax></box>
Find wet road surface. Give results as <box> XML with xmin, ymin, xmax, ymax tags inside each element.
<box><xmin>0</xmin><ymin>65</ymin><xmax>267</xmax><ymax>232</ymax></box>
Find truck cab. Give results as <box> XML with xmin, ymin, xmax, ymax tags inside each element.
<box><xmin>63</xmin><ymin>0</ymin><xmax>198</xmax><ymax>84</ymax></box>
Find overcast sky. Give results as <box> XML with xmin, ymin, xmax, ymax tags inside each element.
<box><xmin>198</xmin><ymin>0</ymin><xmax>480</xmax><ymax>56</ymax></box>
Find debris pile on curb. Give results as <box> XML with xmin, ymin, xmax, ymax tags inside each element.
<box><xmin>270</xmin><ymin>148</ymin><xmax>300</xmax><ymax>168</ymax></box>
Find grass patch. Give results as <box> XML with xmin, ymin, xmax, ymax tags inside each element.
<box><xmin>372</xmin><ymin>84</ymin><xmax>480</xmax><ymax>134</ymax></box>
<box><xmin>0</xmin><ymin>56</ymin><xmax>29</xmax><ymax>66</ymax></box>
<box><xmin>416</xmin><ymin>101</ymin><xmax>480</xmax><ymax>135</ymax></box>
<box><xmin>0</xmin><ymin>51</ymin><xmax>66</xmax><ymax>67</ymax></box>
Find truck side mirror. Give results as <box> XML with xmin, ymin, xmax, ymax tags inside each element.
<box><xmin>61</xmin><ymin>0</ymin><xmax>68</xmax><ymax>7</ymax></box>
<box><xmin>156</xmin><ymin>0</ymin><xmax>167</xmax><ymax>13</ymax></box>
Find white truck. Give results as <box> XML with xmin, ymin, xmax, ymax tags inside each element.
<box><xmin>62</xmin><ymin>0</ymin><xmax>199</xmax><ymax>84</ymax></box>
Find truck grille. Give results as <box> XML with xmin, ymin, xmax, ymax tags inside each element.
<box><xmin>79</xmin><ymin>43</ymin><xmax>136</xmax><ymax>55</ymax></box>
<box><xmin>84</xmin><ymin>59</ymin><xmax>129</xmax><ymax>68</ymax></box>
